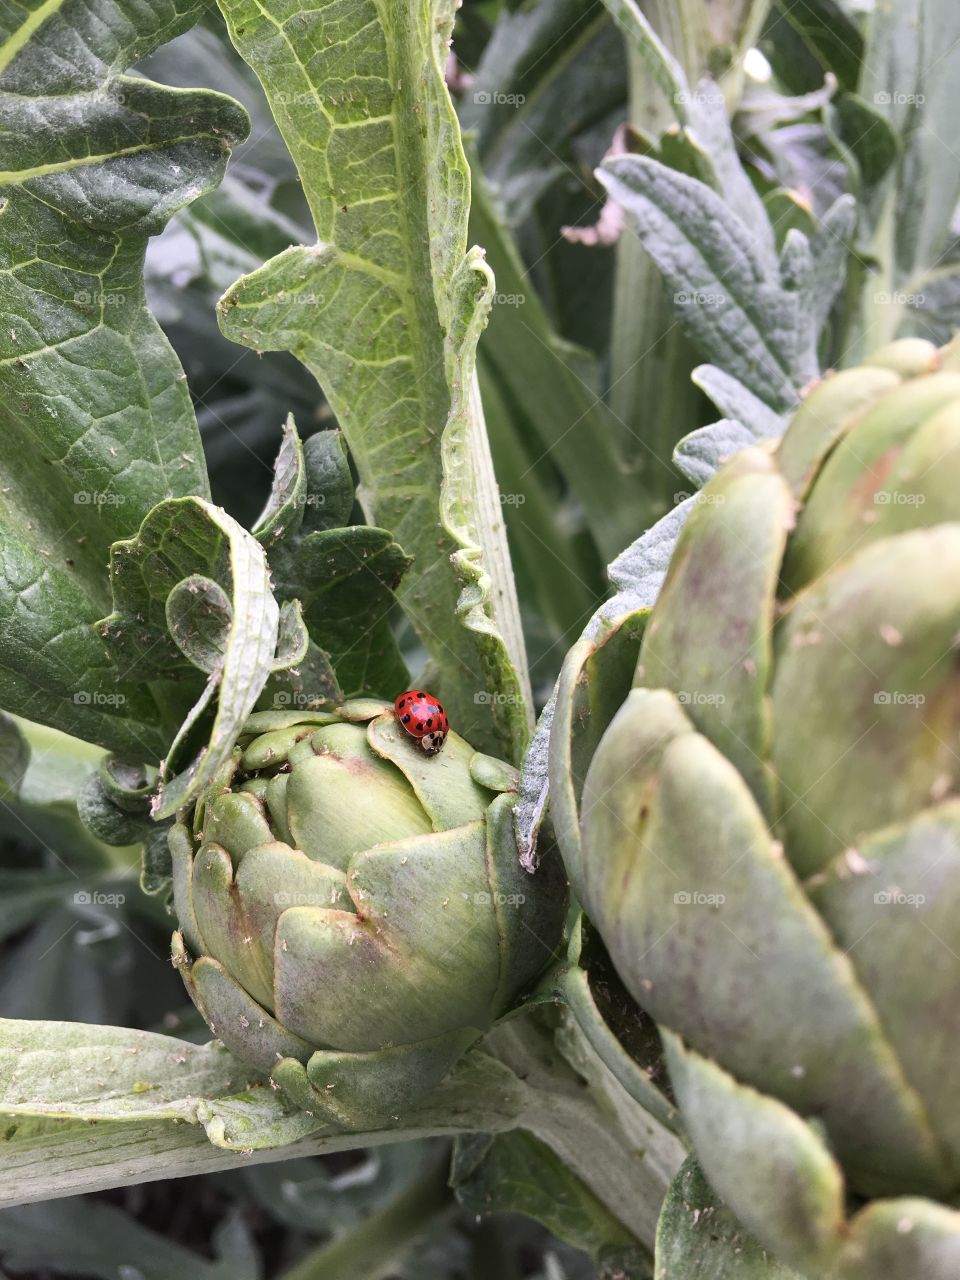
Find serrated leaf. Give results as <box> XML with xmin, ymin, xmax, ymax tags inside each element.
<box><xmin>285</xmin><ymin>526</ymin><xmax>411</xmax><ymax>698</ymax></box>
<box><xmin>253</xmin><ymin>417</ymin><xmax>407</xmax><ymax>700</ymax></box>
<box><xmin>0</xmin><ymin>0</ymin><xmax>248</xmax><ymax>755</ymax></box>
<box><xmin>215</xmin><ymin>0</ymin><xmax>530</xmax><ymax>757</ymax></box>
<box><xmin>99</xmin><ymin>497</ymin><xmax>280</xmax><ymax>817</ymax></box>
<box><xmin>598</xmin><ymin>154</ymin><xmax>813</xmax><ymax>412</ymax></box>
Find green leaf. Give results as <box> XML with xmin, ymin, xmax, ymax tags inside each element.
<box><xmin>0</xmin><ymin>1040</ymin><xmax>528</xmax><ymax>1205</ymax></box>
<box><xmin>0</xmin><ymin>1019</ymin><xmax>259</xmax><ymax>1124</ymax></box>
<box><xmin>215</xmin><ymin>0</ymin><xmax>530</xmax><ymax>757</ymax></box>
<box><xmin>100</xmin><ymin>497</ymin><xmax>280</xmax><ymax>815</ymax></box>
<box><xmin>768</xmin><ymin>0</ymin><xmax>864</xmax><ymax>93</ymax></box>
<box><xmin>598</xmin><ymin>154</ymin><xmax>823</xmax><ymax>413</ymax></box>
<box><xmin>253</xmin><ymin>417</ymin><xmax>409</xmax><ymax>700</ymax></box>
<box><xmin>0</xmin><ymin>0</ymin><xmax>248</xmax><ymax>755</ymax></box>
<box><xmin>655</xmin><ymin>1155</ymin><xmax>807</xmax><ymax>1279</ymax></box>
<box><xmin>452</xmin><ymin>1129</ymin><xmax>647</xmax><ymax>1275</ymax></box>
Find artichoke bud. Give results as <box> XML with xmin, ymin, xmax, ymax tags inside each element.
<box><xmin>171</xmin><ymin>701</ymin><xmax>566</xmax><ymax>1126</ymax></box>
<box><xmin>573</xmin><ymin>337</ymin><xmax>960</xmax><ymax>1274</ymax></box>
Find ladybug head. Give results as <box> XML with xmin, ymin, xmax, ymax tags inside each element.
<box><xmin>419</xmin><ymin>730</ymin><xmax>446</xmax><ymax>755</ymax></box>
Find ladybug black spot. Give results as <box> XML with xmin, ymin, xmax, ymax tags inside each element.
<box><xmin>425</xmin><ymin>717</ymin><xmax>433</xmax><ymax>728</ymax></box>
<box><xmin>436</xmin><ymin>704</ymin><xmax>443</xmax><ymax>714</ymax></box>
<box><xmin>417</xmin><ymin>721</ymin><xmax>425</xmax><ymax>731</ymax></box>
<box><xmin>402</xmin><ymin>714</ymin><xmax>411</xmax><ymax>724</ymax></box>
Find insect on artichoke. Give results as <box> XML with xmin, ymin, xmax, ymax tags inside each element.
<box><xmin>574</xmin><ymin>337</ymin><xmax>960</xmax><ymax>1277</ymax></box>
<box><xmin>171</xmin><ymin>701</ymin><xmax>566</xmax><ymax>1126</ymax></box>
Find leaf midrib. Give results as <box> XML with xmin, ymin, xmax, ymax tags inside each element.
<box><xmin>0</xmin><ymin>0</ymin><xmax>68</xmax><ymax>78</ymax></box>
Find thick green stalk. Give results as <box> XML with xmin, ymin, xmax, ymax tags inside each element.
<box><xmin>0</xmin><ymin>1018</ymin><xmax>685</xmax><ymax>1254</ymax></box>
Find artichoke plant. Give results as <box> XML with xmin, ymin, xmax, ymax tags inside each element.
<box><xmin>171</xmin><ymin>702</ymin><xmax>566</xmax><ymax>1127</ymax></box>
<box><xmin>569</xmin><ymin>337</ymin><xmax>960</xmax><ymax>1277</ymax></box>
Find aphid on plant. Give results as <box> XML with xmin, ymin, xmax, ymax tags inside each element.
<box><xmin>394</xmin><ymin>689</ymin><xmax>448</xmax><ymax>755</ymax></box>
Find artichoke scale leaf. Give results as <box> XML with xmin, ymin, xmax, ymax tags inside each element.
<box><xmin>367</xmin><ymin>713</ymin><xmax>491</xmax><ymax>829</ymax></box>
<box><xmin>661</xmin><ymin>1031</ymin><xmax>846</xmax><ymax>1276</ymax></box>
<box><xmin>549</xmin><ymin>616</ymin><xmax>648</xmax><ymax>899</ymax></box>
<box><xmin>272</xmin><ymin>895</ymin><xmax>490</xmax><ymax>1053</ymax></box>
<box><xmin>284</xmin><ymin>734</ymin><xmax>433</xmax><ymax>870</ymax></box>
<box><xmin>782</xmin><ymin>374</ymin><xmax>960</xmax><ymax>591</ymax></box>
<box><xmin>776</xmin><ymin>366</ymin><xmax>901</xmax><ymax>501</ymax></box>
<box><xmin>582</xmin><ymin>688</ymin><xmax>953</xmax><ymax>1196</ymax></box>
<box><xmin>636</xmin><ymin>446</ymin><xmax>793</xmax><ymax>819</ymax></box>
<box><xmin>809</xmin><ymin>802</ymin><xmax>960</xmax><ymax>1180</ymax></box>
<box><xmin>189</xmin><ymin>843</ymin><xmax>273</xmax><ymax>1011</ymax></box>
<box><xmin>772</xmin><ymin>527</ymin><xmax>960</xmax><ymax>878</ymax></box>
<box><xmin>655</xmin><ymin>1154</ymin><xmax>808</xmax><ymax>1279</ymax></box>
<box><xmin>834</xmin><ymin>1196</ymin><xmax>960</xmax><ymax>1280</ymax></box>
<box><xmin>484</xmin><ymin>794</ymin><xmax>567</xmax><ymax>1015</ymax></box>
<box><xmin>183</xmin><ymin>953</ymin><xmax>313</xmax><ymax>1076</ymax></box>
<box><xmin>299</xmin><ymin>1030</ymin><xmax>482</xmax><ymax>1130</ymax></box>
<box><xmin>345</xmin><ymin>821</ymin><xmax>504</xmax><ymax>1030</ymax></box>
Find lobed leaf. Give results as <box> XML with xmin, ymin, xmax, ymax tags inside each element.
<box><xmin>0</xmin><ymin>0</ymin><xmax>248</xmax><ymax>756</ymax></box>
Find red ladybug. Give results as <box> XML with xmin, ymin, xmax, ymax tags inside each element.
<box><xmin>394</xmin><ymin>690</ymin><xmax>448</xmax><ymax>755</ymax></box>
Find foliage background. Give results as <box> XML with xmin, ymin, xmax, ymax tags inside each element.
<box><xmin>2</xmin><ymin>0</ymin><xmax>958</xmax><ymax>1275</ymax></box>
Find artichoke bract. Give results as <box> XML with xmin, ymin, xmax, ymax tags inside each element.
<box><xmin>170</xmin><ymin>701</ymin><xmax>565</xmax><ymax>1126</ymax></box>
<box><xmin>576</xmin><ymin>338</ymin><xmax>960</xmax><ymax>1277</ymax></box>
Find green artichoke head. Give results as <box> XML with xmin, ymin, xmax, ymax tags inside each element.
<box><xmin>574</xmin><ymin>337</ymin><xmax>960</xmax><ymax>1276</ymax></box>
<box><xmin>171</xmin><ymin>701</ymin><xmax>566</xmax><ymax>1126</ymax></box>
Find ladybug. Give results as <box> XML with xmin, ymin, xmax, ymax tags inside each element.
<box><xmin>394</xmin><ymin>689</ymin><xmax>448</xmax><ymax>755</ymax></box>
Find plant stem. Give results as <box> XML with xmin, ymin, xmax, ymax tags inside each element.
<box><xmin>280</xmin><ymin>1153</ymin><xmax>454</xmax><ymax>1280</ymax></box>
<box><xmin>485</xmin><ymin>1015</ymin><xmax>686</xmax><ymax>1253</ymax></box>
